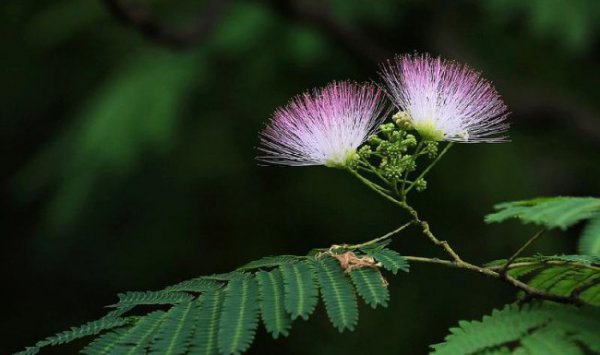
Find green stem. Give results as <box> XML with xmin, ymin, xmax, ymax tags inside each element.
<box><xmin>501</xmin><ymin>229</ymin><xmax>546</xmax><ymax>274</ymax></box>
<box><xmin>348</xmin><ymin>168</ymin><xmax>405</xmax><ymax>207</ymax></box>
<box><xmin>404</xmin><ymin>142</ymin><xmax>453</xmax><ymax>195</ymax></box>
<box><xmin>347</xmin><ymin>221</ymin><xmax>414</xmax><ymax>250</ymax></box>
<box><xmin>400</xmin><ymin>141</ymin><xmax>423</xmax><ymax>197</ymax></box>
<box><xmin>489</xmin><ymin>260</ymin><xmax>600</xmax><ymax>272</ymax></box>
<box><xmin>358</xmin><ymin>160</ymin><xmax>392</xmax><ymax>186</ymax></box>
<box><xmin>399</xmin><ymin>202</ymin><xmax>465</xmax><ymax>263</ymax></box>
<box><xmin>350</xmin><ymin>167</ymin><xmax>464</xmax><ymax>263</ymax></box>
<box><xmin>339</xmin><ymin>167</ymin><xmax>582</xmax><ymax>305</ymax></box>
<box><xmin>348</xmin><ymin>148</ymin><xmax>582</xmax><ymax>306</ymax></box>
<box><xmin>403</xmin><ymin>256</ymin><xmax>582</xmax><ymax>305</ymax></box>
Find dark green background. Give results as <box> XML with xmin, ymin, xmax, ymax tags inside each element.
<box><xmin>2</xmin><ymin>0</ymin><xmax>599</xmax><ymax>353</ymax></box>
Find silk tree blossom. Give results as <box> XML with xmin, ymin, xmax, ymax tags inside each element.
<box><xmin>380</xmin><ymin>54</ymin><xmax>510</xmax><ymax>142</ymax></box>
<box><xmin>258</xmin><ymin>81</ymin><xmax>386</xmax><ymax>167</ymax></box>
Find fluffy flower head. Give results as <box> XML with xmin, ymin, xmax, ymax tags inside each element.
<box><xmin>258</xmin><ymin>81</ymin><xmax>385</xmax><ymax>167</ymax></box>
<box><xmin>381</xmin><ymin>54</ymin><xmax>509</xmax><ymax>142</ymax></box>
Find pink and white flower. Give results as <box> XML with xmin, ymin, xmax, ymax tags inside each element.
<box><xmin>258</xmin><ymin>81</ymin><xmax>385</xmax><ymax>167</ymax></box>
<box><xmin>380</xmin><ymin>54</ymin><xmax>509</xmax><ymax>142</ymax></box>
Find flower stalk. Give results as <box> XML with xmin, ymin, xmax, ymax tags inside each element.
<box><xmin>347</xmin><ymin>170</ymin><xmax>582</xmax><ymax>306</ymax></box>
<box><xmin>403</xmin><ymin>142</ymin><xmax>453</xmax><ymax>196</ymax></box>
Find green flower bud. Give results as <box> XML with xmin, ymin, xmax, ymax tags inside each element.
<box><xmin>415</xmin><ymin>177</ymin><xmax>427</xmax><ymax>192</ymax></box>
<box><xmin>402</xmin><ymin>134</ymin><xmax>417</xmax><ymax>147</ymax></box>
<box><xmin>399</xmin><ymin>155</ymin><xmax>416</xmax><ymax>172</ymax></box>
<box><xmin>379</xmin><ymin>157</ymin><xmax>389</xmax><ymax>168</ymax></box>
<box><xmin>368</xmin><ymin>134</ymin><xmax>382</xmax><ymax>146</ymax></box>
<box><xmin>390</xmin><ymin>130</ymin><xmax>402</xmax><ymax>142</ymax></box>
<box><xmin>380</xmin><ymin>123</ymin><xmax>395</xmax><ymax>131</ymax></box>
<box><xmin>347</xmin><ymin>156</ymin><xmax>360</xmax><ymax>169</ymax></box>
<box><xmin>383</xmin><ymin>165</ymin><xmax>403</xmax><ymax>181</ymax></box>
<box><xmin>423</xmin><ymin>141</ymin><xmax>439</xmax><ymax>158</ymax></box>
<box><xmin>379</xmin><ymin>123</ymin><xmax>396</xmax><ymax>137</ymax></box>
<box><xmin>376</xmin><ymin>141</ymin><xmax>392</xmax><ymax>154</ymax></box>
<box><xmin>358</xmin><ymin>145</ymin><xmax>372</xmax><ymax>158</ymax></box>
<box><xmin>388</xmin><ymin>143</ymin><xmax>403</xmax><ymax>155</ymax></box>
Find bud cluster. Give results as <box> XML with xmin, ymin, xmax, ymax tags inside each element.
<box><xmin>355</xmin><ymin>119</ymin><xmax>440</xmax><ymax>193</ymax></box>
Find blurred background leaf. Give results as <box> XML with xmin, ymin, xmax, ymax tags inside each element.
<box><xmin>17</xmin><ymin>50</ymin><xmax>201</xmax><ymax>231</ymax></box>
<box><xmin>484</xmin><ymin>0</ymin><xmax>599</xmax><ymax>53</ymax></box>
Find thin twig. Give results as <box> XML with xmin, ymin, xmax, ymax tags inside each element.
<box><xmin>348</xmin><ymin>169</ymin><xmax>404</xmax><ymax>207</ymax></box>
<box><xmin>358</xmin><ymin>159</ymin><xmax>392</xmax><ymax>186</ymax></box>
<box><xmin>404</xmin><ymin>142</ymin><xmax>453</xmax><ymax>195</ymax></box>
<box><xmin>399</xmin><ymin>203</ymin><xmax>465</xmax><ymax>263</ymax></box>
<box><xmin>348</xmin><ymin>221</ymin><xmax>415</xmax><ymax>250</ymax></box>
<box><xmin>350</xmin><ymin>170</ymin><xmax>583</xmax><ymax>306</ymax></box>
<box><xmin>404</xmin><ymin>256</ymin><xmax>456</xmax><ymax>267</ymax></box>
<box><xmin>404</xmin><ymin>256</ymin><xmax>583</xmax><ymax>305</ymax></box>
<box><xmin>501</xmin><ymin>229</ymin><xmax>546</xmax><ymax>274</ymax></box>
<box><xmin>400</xmin><ymin>141</ymin><xmax>423</xmax><ymax>199</ymax></box>
<box><xmin>489</xmin><ymin>260</ymin><xmax>600</xmax><ymax>272</ymax></box>
<box><xmin>350</xmin><ymin>168</ymin><xmax>464</xmax><ymax>263</ymax></box>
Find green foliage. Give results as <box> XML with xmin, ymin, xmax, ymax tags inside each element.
<box><xmin>80</xmin><ymin>327</ymin><xmax>130</xmax><ymax>354</ymax></box>
<box><xmin>8</xmin><ymin>0</ymin><xmax>600</xmax><ymax>354</ymax></box>
<box><xmin>202</xmin><ymin>273</ymin><xmax>241</xmax><ymax>281</ymax></box>
<box><xmin>432</xmin><ymin>303</ymin><xmax>600</xmax><ymax>354</ymax></box>
<box><xmin>485</xmin><ymin>196</ymin><xmax>600</xmax><ymax>230</ymax></box>
<box><xmin>484</xmin><ymin>0</ymin><xmax>600</xmax><ymax>53</ymax></box>
<box><xmin>27</xmin><ymin>0</ymin><xmax>107</xmax><ymax>46</ymax></box>
<box><xmin>18</xmin><ymin>316</ymin><xmax>132</xmax><ymax>354</ymax></box>
<box><xmin>19</xmin><ymin>249</ymin><xmax>399</xmax><ymax>354</ymax></box>
<box><xmin>350</xmin><ymin>267</ymin><xmax>390</xmax><ymax>308</ymax></box>
<box><xmin>114</xmin><ymin>291</ymin><xmax>194</xmax><ymax>308</ymax></box>
<box><xmin>316</xmin><ymin>257</ymin><xmax>359</xmax><ymax>332</ymax></box>
<box><xmin>256</xmin><ymin>270</ymin><xmax>291</xmax><ymax>338</ymax></box>
<box><xmin>217</xmin><ymin>275</ymin><xmax>259</xmax><ymax>354</ymax></box>
<box><xmin>540</xmin><ymin>254</ymin><xmax>600</xmax><ymax>265</ymax></box>
<box><xmin>486</xmin><ymin>254</ymin><xmax>600</xmax><ymax>268</ymax></box>
<box><xmin>519</xmin><ymin>328</ymin><xmax>584</xmax><ymax>355</ymax></box>
<box><xmin>364</xmin><ymin>247</ymin><xmax>410</xmax><ymax>274</ymax></box>
<box><xmin>14</xmin><ymin>347</ymin><xmax>40</xmax><ymax>355</ymax></box>
<box><xmin>190</xmin><ymin>290</ymin><xmax>223</xmax><ymax>355</ymax></box>
<box><xmin>164</xmin><ymin>278</ymin><xmax>224</xmax><ymax>293</ymax></box>
<box><xmin>17</xmin><ymin>50</ymin><xmax>201</xmax><ymax>231</ymax></box>
<box><xmin>487</xmin><ymin>255</ymin><xmax>600</xmax><ymax>306</ymax></box>
<box><xmin>112</xmin><ymin>310</ymin><xmax>169</xmax><ymax>354</ymax></box>
<box><xmin>529</xmin><ymin>266</ymin><xmax>600</xmax><ymax>306</ymax></box>
<box><xmin>150</xmin><ymin>301</ymin><xmax>199</xmax><ymax>354</ymax></box>
<box><xmin>238</xmin><ymin>255</ymin><xmax>304</xmax><ymax>271</ymax></box>
<box><xmin>280</xmin><ymin>261</ymin><xmax>319</xmax><ymax>320</ymax></box>
<box><xmin>36</xmin><ymin>316</ymin><xmax>131</xmax><ymax>347</ymax></box>
<box><xmin>579</xmin><ymin>216</ymin><xmax>600</xmax><ymax>256</ymax></box>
